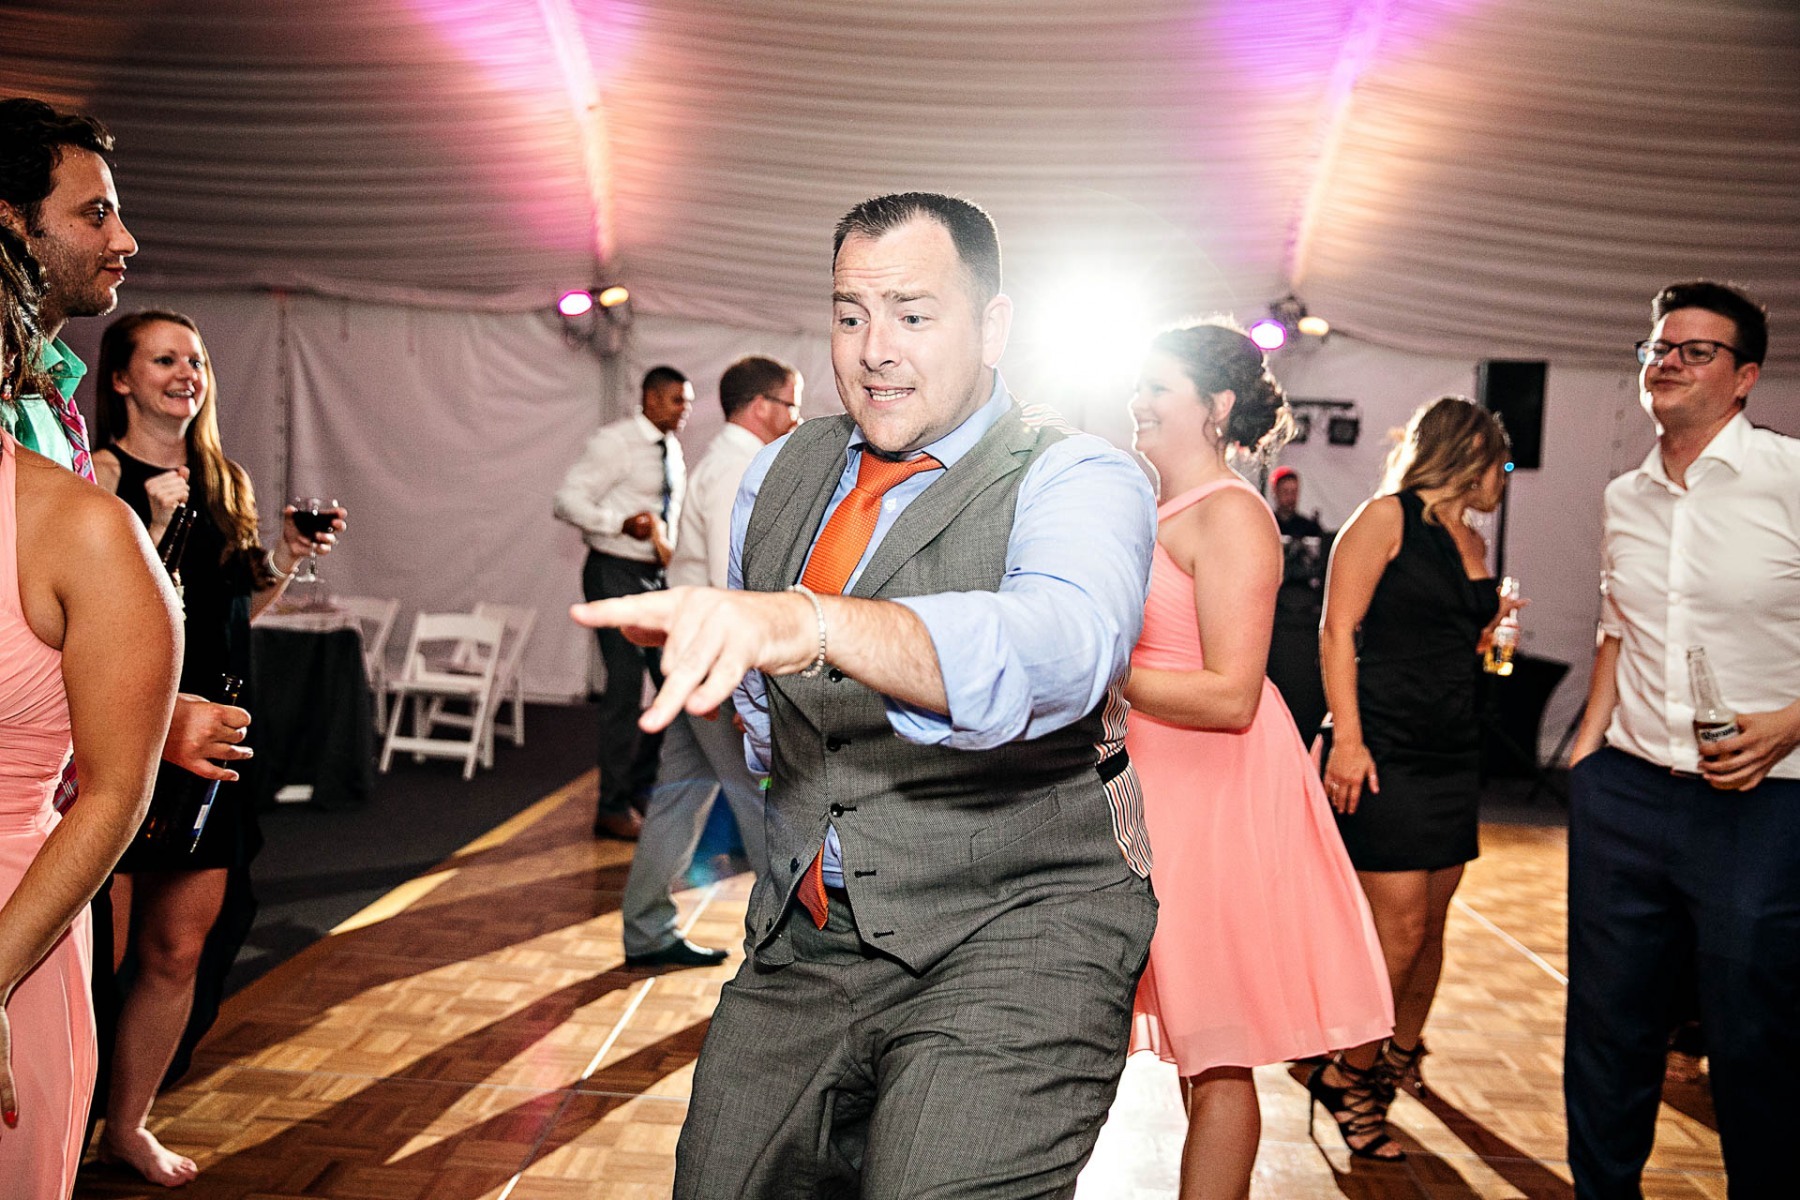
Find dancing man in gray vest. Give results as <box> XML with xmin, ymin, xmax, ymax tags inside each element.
<box><xmin>574</xmin><ymin>192</ymin><xmax>1158</xmax><ymax>1197</ymax></box>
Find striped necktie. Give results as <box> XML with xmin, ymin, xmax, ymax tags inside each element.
<box><xmin>791</xmin><ymin>449</ymin><xmax>941</xmax><ymax>927</ymax></box>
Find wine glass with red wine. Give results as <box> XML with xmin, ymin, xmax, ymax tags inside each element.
<box><xmin>288</xmin><ymin>496</ymin><xmax>341</xmax><ymax>584</ymax></box>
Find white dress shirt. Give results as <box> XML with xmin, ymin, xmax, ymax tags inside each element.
<box><xmin>553</xmin><ymin>412</ymin><xmax>685</xmax><ymax>563</ymax></box>
<box><xmin>1600</xmin><ymin>412</ymin><xmax>1800</xmax><ymax>777</ymax></box>
<box><xmin>668</xmin><ymin>421</ymin><xmax>763</xmax><ymax>589</ymax></box>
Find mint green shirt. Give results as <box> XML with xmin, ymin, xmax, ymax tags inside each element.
<box><xmin>1</xmin><ymin>338</ymin><xmax>86</xmax><ymax>471</ymax></box>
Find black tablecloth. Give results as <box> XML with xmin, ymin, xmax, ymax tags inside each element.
<box><xmin>249</xmin><ymin>626</ymin><xmax>376</xmax><ymax>810</ymax></box>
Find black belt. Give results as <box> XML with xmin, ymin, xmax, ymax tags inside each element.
<box><xmin>1097</xmin><ymin>750</ymin><xmax>1132</xmax><ymax>786</ymax></box>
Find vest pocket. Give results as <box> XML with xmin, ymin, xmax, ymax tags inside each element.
<box><xmin>968</xmin><ymin>790</ymin><xmax>1061</xmax><ymax>862</ymax></box>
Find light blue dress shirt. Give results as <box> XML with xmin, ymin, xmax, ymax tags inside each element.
<box><xmin>728</xmin><ymin>373</ymin><xmax>1155</xmax><ymax>887</ymax></box>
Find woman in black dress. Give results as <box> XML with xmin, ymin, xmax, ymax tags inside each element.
<box><xmin>1307</xmin><ymin>397</ymin><xmax>1520</xmax><ymax>1159</ymax></box>
<box><xmin>90</xmin><ymin>310</ymin><xmax>342</xmax><ymax>1185</ymax></box>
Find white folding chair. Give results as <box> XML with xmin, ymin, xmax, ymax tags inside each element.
<box><xmin>379</xmin><ymin>613</ymin><xmax>504</xmax><ymax>780</ymax></box>
<box><xmin>428</xmin><ymin>603</ymin><xmax>537</xmax><ymax>769</ymax></box>
<box><xmin>474</xmin><ymin>601</ymin><xmax>536</xmax><ymax>752</ymax></box>
<box><xmin>334</xmin><ymin>594</ymin><xmax>401</xmax><ymax>730</ymax></box>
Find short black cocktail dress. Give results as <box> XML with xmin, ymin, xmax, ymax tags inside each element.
<box><xmin>1333</xmin><ymin>490</ymin><xmax>1497</xmax><ymax>872</ymax></box>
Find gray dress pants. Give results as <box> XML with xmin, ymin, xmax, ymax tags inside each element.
<box><xmin>674</xmin><ymin>875</ymin><xmax>1156</xmax><ymax>1199</ymax></box>
<box><xmin>621</xmin><ymin>702</ymin><xmax>770</xmax><ymax>956</ymax></box>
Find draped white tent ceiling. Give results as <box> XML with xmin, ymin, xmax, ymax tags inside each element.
<box><xmin>6</xmin><ymin>0</ymin><xmax>1799</xmax><ymax>365</ymax></box>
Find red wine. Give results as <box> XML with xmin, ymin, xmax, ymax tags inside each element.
<box><xmin>291</xmin><ymin>509</ymin><xmax>336</xmax><ymax>541</ymax></box>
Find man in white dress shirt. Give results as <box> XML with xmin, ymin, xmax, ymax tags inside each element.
<box><xmin>1565</xmin><ymin>281</ymin><xmax>1800</xmax><ymax>1198</ymax></box>
<box><xmin>619</xmin><ymin>356</ymin><xmax>802</xmax><ymax>966</ymax></box>
<box><xmin>555</xmin><ymin>366</ymin><xmax>693</xmax><ymax>840</ymax></box>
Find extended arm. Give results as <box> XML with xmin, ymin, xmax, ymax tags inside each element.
<box><xmin>580</xmin><ymin>437</ymin><xmax>1156</xmax><ymax>744</ymax></box>
<box><xmin>1125</xmin><ymin>488</ymin><xmax>1280</xmax><ymax>730</ymax></box>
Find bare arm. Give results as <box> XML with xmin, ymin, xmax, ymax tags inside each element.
<box><xmin>1318</xmin><ymin>496</ymin><xmax>1402</xmax><ymax>813</ymax></box>
<box><xmin>1</xmin><ymin>467</ymin><xmax>179</xmax><ymax>1008</ymax></box>
<box><xmin>1568</xmin><ymin>633</ymin><xmax>1620</xmax><ymax>766</ymax></box>
<box><xmin>1125</xmin><ymin>488</ymin><xmax>1280</xmax><ymax>730</ymax></box>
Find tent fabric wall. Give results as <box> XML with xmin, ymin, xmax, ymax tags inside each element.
<box><xmin>63</xmin><ymin>294</ymin><xmax>1800</xmax><ymax>748</ymax></box>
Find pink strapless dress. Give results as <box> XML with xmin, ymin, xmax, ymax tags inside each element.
<box><xmin>0</xmin><ymin>434</ymin><xmax>91</xmax><ymax>1196</ymax></box>
<box><xmin>1128</xmin><ymin>479</ymin><xmax>1392</xmax><ymax>1073</ymax></box>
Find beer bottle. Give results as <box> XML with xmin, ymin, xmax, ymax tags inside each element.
<box><xmin>153</xmin><ymin>502</ymin><xmax>198</xmax><ymax>610</ymax></box>
<box><xmin>1687</xmin><ymin>646</ymin><xmax>1740</xmax><ymax>747</ymax></box>
<box><xmin>1483</xmin><ymin>576</ymin><xmax>1522</xmax><ymax>676</ymax></box>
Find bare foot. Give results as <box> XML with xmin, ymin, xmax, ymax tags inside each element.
<box><xmin>99</xmin><ymin>1126</ymin><xmax>199</xmax><ymax>1188</ymax></box>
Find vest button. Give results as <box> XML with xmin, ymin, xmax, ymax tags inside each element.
<box><xmin>827</xmin><ymin>668</ymin><xmax>844</xmax><ymax>682</ymax></box>
<box><xmin>826</xmin><ymin>737</ymin><xmax>844</xmax><ymax>752</ymax></box>
<box><xmin>789</xmin><ymin>857</ymin><xmax>800</xmax><ymax>872</ymax></box>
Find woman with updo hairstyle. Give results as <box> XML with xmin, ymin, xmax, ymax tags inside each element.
<box><xmin>1309</xmin><ymin>396</ymin><xmax>1522</xmax><ymax>1160</ymax></box>
<box><xmin>0</xmin><ymin>229</ymin><xmax>180</xmax><ymax>1196</ymax></box>
<box><xmin>88</xmin><ymin>309</ymin><xmax>345</xmax><ymax>1185</ymax></box>
<box><xmin>1124</xmin><ymin>319</ymin><xmax>1393</xmax><ymax>1197</ymax></box>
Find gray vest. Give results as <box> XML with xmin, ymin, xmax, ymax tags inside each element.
<box><xmin>742</xmin><ymin>406</ymin><xmax>1139</xmax><ymax>971</ymax></box>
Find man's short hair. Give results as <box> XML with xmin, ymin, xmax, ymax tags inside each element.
<box><xmin>642</xmin><ymin>365</ymin><xmax>688</xmax><ymax>394</ymax></box>
<box><xmin>833</xmin><ymin>192</ymin><xmax>1001</xmax><ymax>306</ymax></box>
<box><xmin>1653</xmin><ymin>280</ymin><xmax>1768</xmax><ymax>367</ymax></box>
<box><xmin>0</xmin><ymin>97</ymin><xmax>116</xmax><ymax>234</ymax></box>
<box><xmin>1270</xmin><ymin>466</ymin><xmax>1299</xmax><ymax>487</ymax></box>
<box><xmin>719</xmin><ymin>355</ymin><xmax>795</xmax><ymax>421</ymax></box>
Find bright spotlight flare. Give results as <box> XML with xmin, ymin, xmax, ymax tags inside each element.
<box><xmin>557</xmin><ymin>285</ymin><xmax>630</xmax><ymax>317</ymax></box>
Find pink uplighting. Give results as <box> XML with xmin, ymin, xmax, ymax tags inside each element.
<box><xmin>558</xmin><ymin>289</ymin><xmax>595</xmax><ymax>317</ymax></box>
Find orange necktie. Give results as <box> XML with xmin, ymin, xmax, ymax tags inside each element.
<box><xmin>792</xmin><ymin>449</ymin><xmax>942</xmax><ymax>926</ymax></box>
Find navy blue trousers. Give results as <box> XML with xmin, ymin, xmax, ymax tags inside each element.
<box><xmin>1565</xmin><ymin>746</ymin><xmax>1800</xmax><ymax>1198</ymax></box>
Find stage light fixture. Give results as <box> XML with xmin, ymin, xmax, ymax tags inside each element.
<box><xmin>557</xmin><ymin>284</ymin><xmax>632</xmax><ymax>354</ymax></box>
<box><xmin>1297</xmin><ymin>315</ymin><xmax>1330</xmax><ymax>337</ymax></box>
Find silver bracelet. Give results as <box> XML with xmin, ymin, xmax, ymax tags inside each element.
<box><xmin>787</xmin><ymin>583</ymin><xmax>828</xmax><ymax>678</ymax></box>
<box><xmin>266</xmin><ymin>550</ymin><xmax>293</xmax><ymax>583</ymax></box>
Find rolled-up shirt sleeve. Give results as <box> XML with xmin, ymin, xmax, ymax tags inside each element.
<box><xmin>888</xmin><ymin>437</ymin><xmax>1155</xmax><ymax>749</ymax></box>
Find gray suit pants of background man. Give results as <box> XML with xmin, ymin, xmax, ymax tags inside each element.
<box><xmin>620</xmin><ymin>702</ymin><xmax>770</xmax><ymax>956</ymax></box>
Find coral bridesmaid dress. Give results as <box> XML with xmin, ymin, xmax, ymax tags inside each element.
<box><xmin>1128</xmin><ymin>478</ymin><xmax>1392</xmax><ymax>1073</ymax></box>
<box><xmin>0</xmin><ymin>434</ymin><xmax>92</xmax><ymax>1196</ymax></box>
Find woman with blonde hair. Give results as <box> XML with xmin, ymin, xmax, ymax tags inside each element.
<box><xmin>1308</xmin><ymin>396</ymin><xmax>1522</xmax><ymax>1159</ymax></box>
<box><xmin>89</xmin><ymin>309</ymin><xmax>343</xmax><ymax>1185</ymax></box>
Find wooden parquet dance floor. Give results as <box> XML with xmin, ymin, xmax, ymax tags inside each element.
<box><xmin>75</xmin><ymin>773</ymin><xmax>1726</xmax><ymax>1199</ymax></box>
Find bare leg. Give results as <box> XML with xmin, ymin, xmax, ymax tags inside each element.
<box><xmin>110</xmin><ymin>872</ymin><xmax>134</xmax><ymax>974</ymax></box>
<box><xmin>1178</xmin><ymin>1067</ymin><xmax>1260</xmax><ymax>1200</ymax></box>
<box><xmin>100</xmin><ymin>868</ymin><xmax>227</xmax><ymax>1187</ymax></box>
<box><xmin>1390</xmin><ymin>864</ymin><xmax>1463</xmax><ymax>1051</ymax></box>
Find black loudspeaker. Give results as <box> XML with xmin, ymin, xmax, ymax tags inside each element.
<box><xmin>1477</xmin><ymin>360</ymin><xmax>1546</xmax><ymax>470</ymax></box>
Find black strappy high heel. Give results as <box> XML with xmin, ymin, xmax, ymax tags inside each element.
<box><xmin>1378</xmin><ymin>1037</ymin><xmax>1429</xmax><ymax>1100</ymax></box>
<box><xmin>1305</xmin><ymin>1054</ymin><xmax>1406</xmax><ymax>1161</ymax></box>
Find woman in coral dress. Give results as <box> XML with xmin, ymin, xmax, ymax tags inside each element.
<box><xmin>0</xmin><ymin>231</ymin><xmax>180</xmax><ymax>1196</ymax></box>
<box><xmin>1125</xmin><ymin>321</ymin><xmax>1393</xmax><ymax>1197</ymax></box>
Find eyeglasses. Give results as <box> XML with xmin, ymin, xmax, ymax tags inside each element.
<box><xmin>1635</xmin><ymin>338</ymin><xmax>1744</xmax><ymax>367</ymax></box>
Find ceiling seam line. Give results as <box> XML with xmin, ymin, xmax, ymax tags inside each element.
<box><xmin>1282</xmin><ymin>0</ymin><xmax>1394</xmax><ymax>293</ymax></box>
<box><xmin>536</xmin><ymin>0</ymin><xmax>616</xmax><ymax>275</ymax></box>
